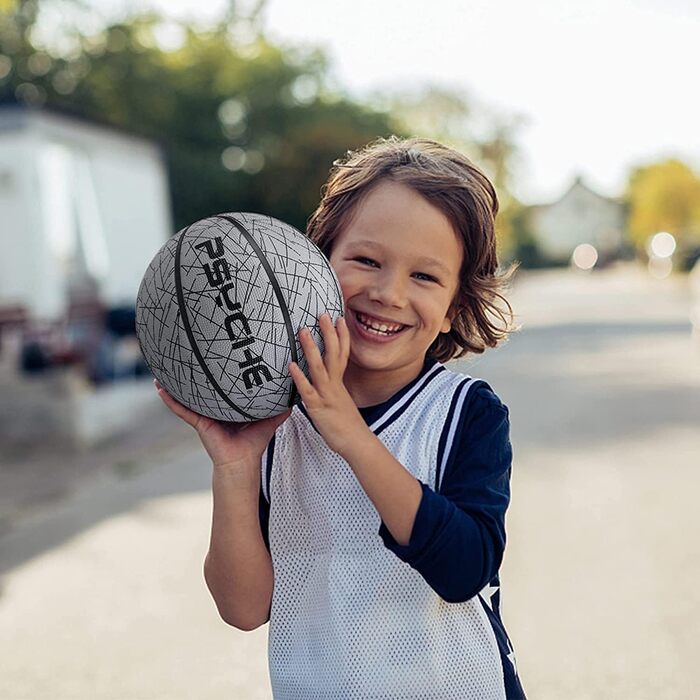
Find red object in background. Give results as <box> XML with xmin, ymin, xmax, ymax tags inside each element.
<box><xmin>0</xmin><ymin>304</ymin><xmax>28</xmax><ymax>330</ymax></box>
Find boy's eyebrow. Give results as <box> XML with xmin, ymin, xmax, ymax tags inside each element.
<box><xmin>346</xmin><ymin>239</ymin><xmax>452</xmax><ymax>274</ymax></box>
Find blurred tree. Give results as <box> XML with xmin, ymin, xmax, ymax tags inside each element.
<box><xmin>379</xmin><ymin>84</ymin><xmax>525</xmax><ymax>262</ymax></box>
<box><xmin>0</xmin><ymin>0</ymin><xmax>524</xmax><ymax>264</ymax></box>
<box><xmin>0</xmin><ymin>4</ymin><xmax>397</xmax><ymax>232</ymax></box>
<box><xmin>625</xmin><ymin>159</ymin><xmax>700</xmax><ymax>255</ymax></box>
<box><xmin>378</xmin><ymin>85</ymin><xmax>522</xmax><ymax>191</ymax></box>
<box><xmin>0</xmin><ymin>0</ymin><xmax>39</xmax><ymax>102</ymax></box>
<box><xmin>498</xmin><ymin>199</ymin><xmax>551</xmax><ymax>268</ymax></box>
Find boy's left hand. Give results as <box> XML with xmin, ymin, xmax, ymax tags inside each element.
<box><xmin>289</xmin><ymin>314</ymin><xmax>368</xmax><ymax>457</ymax></box>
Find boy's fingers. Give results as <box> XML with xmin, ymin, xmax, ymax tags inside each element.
<box><xmin>337</xmin><ymin>316</ymin><xmax>350</xmax><ymax>362</ymax></box>
<box><xmin>289</xmin><ymin>361</ymin><xmax>316</xmax><ymax>402</ymax></box>
<box><xmin>154</xmin><ymin>380</ymin><xmax>199</xmax><ymax>427</ymax></box>
<box><xmin>319</xmin><ymin>313</ymin><xmax>341</xmax><ymax>374</ymax></box>
<box><xmin>299</xmin><ymin>327</ymin><xmax>327</xmax><ymax>384</ymax></box>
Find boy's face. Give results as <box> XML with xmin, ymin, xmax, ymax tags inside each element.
<box><xmin>329</xmin><ymin>179</ymin><xmax>463</xmax><ymax>391</ymax></box>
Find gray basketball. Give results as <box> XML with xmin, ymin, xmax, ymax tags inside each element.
<box><xmin>136</xmin><ymin>213</ymin><xmax>344</xmax><ymax>422</ymax></box>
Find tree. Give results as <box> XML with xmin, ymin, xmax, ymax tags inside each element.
<box><xmin>0</xmin><ymin>2</ymin><xmax>523</xmax><ymax>254</ymax></box>
<box><xmin>370</xmin><ymin>84</ymin><xmax>524</xmax><ymax>262</ymax></box>
<box><xmin>625</xmin><ymin>159</ymin><xmax>700</xmax><ymax>255</ymax></box>
<box><xmin>375</xmin><ymin>84</ymin><xmax>522</xmax><ymax>191</ymax></box>
<box><xmin>0</xmin><ymin>5</ymin><xmax>398</xmax><ymax>232</ymax></box>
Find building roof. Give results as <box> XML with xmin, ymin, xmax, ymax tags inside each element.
<box><xmin>529</xmin><ymin>174</ymin><xmax>624</xmax><ymax>211</ymax></box>
<box><xmin>0</xmin><ymin>103</ymin><xmax>162</xmax><ymax>152</ymax></box>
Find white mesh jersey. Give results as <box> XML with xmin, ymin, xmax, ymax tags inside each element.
<box><xmin>261</xmin><ymin>363</ymin><xmax>511</xmax><ymax>699</ymax></box>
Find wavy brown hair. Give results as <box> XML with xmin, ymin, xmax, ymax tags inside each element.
<box><xmin>306</xmin><ymin>136</ymin><xmax>518</xmax><ymax>362</ymax></box>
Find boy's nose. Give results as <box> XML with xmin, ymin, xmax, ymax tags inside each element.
<box><xmin>368</xmin><ymin>271</ymin><xmax>407</xmax><ymax>308</ymax></box>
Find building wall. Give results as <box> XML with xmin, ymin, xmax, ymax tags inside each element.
<box><xmin>0</xmin><ymin>109</ymin><xmax>172</xmax><ymax>319</ymax></box>
<box><xmin>89</xmin><ymin>143</ymin><xmax>172</xmax><ymax>306</ymax></box>
<box><xmin>0</xmin><ymin>130</ymin><xmax>55</xmax><ymax>313</ymax></box>
<box><xmin>531</xmin><ymin>179</ymin><xmax>625</xmax><ymax>261</ymax></box>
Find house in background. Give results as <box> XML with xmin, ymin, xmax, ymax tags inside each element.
<box><xmin>0</xmin><ymin>106</ymin><xmax>172</xmax><ymax>445</ymax></box>
<box><xmin>529</xmin><ymin>176</ymin><xmax>627</xmax><ymax>264</ymax></box>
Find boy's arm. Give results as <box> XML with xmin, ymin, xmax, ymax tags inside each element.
<box><xmin>303</xmin><ymin>393</ymin><xmax>510</xmax><ymax>604</ymax></box>
<box><xmin>290</xmin><ymin>317</ymin><xmax>511</xmax><ymax>602</ymax></box>
<box><xmin>204</xmin><ymin>460</ymin><xmax>274</xmax><ymax>630</ymax></box>
<box><xmin>338</xmin><ymin>431</ymin><xmax>424</xmax><ymax>546</ymax></box>
<box><xmin>154</xmin><ymin>381</ymin><xmax>286</xmax><ymax>630</ymax></box>
<box><xmin>375</xmin><ymin>386</ymin><xmax>512</xmax><ymax>603</ymax></box>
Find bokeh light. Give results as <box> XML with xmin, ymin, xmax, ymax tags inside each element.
<box><xmin>571</xmin><ymin>243</ymin><xmax>598</xmax><ymax>270</ymax></box>
<box><xmin>221</xmin><ymin>146</ymin><xmax>246</xmax><ymax>171</ymax></box>
<box><xmin>648</xmin><ymin>255</ymin><xmax>673</xmax><ymax>279</ymax></box>
<box><xmin>648</xmin><ymin>232</ymin><xmax>676</xmax><ymax>259</ymax></box>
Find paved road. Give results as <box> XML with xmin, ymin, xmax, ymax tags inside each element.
<box><xmin>1</xmin><ymin>264</ymin><xmax>698</xmax><ymax>699</ymax></box>
<box><xmin>457</xmin><ymin>266</ymin><xmax>700</xmax><ymax>699</ymax></box>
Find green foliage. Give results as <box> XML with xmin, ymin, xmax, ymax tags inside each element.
<box><xmin>0</xmin><ymin>8</ymin><xmax>398</xmax><ymax>232</ymax></box>
<box><xmin>498</xmin><ymin>200</ymin><xmax>549</xmax><ymax>268</ymax></box>
<box><xmin>625</xmin><ymin>158</ymin><xmax>700</xmax><ymax>254</ymax></box>
<box><xmin>0</xmin><ymin>3</ymin><xmax>523</xmax><ymax>246</ymax></box>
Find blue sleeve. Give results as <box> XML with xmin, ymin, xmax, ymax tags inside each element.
<box><xmin>377</xmin><ymin>384</ymin><xmax>512</xmax><ymax>603</ymax></box>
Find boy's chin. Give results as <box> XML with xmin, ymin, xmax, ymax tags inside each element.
<box><xmin>346</xmin><ymin>350</ymin><xmax>424</xmax><ymax>373</ymax></box>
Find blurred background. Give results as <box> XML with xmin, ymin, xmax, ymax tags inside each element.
<box><xmin>0</xmin><ymin>1</ymin><xmax>698</xmax><ymax>698</ymax></box>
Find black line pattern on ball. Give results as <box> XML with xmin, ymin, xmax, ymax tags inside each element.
<box><xmin>137</xmin><ymin>213</ymin><xmax>344</xmax><ymax>421</ymax></box>
<box><xmin>174</xmin><ymin>224</ymin><xmax>258</xmax><ymax>420</ymax></box>
<box><xmin>186</xmin><ymin>237</ymin><xmax>271</xmax><ymax>418</ymax></box>
<box><xmin>181</xmin><ymin>218</ymin><xmax>291</xmax><ymax>417</ymax></box>
<box><xmin>189</xmin><ymin>238</ymin><xmax>291</xmax><ymax>408</ymax></box>
<box><xmin>219</xmin><ymin>214</ymin><xmax>301</xmax><ymax>408</ymax></box>
<box><xmin>220</xmin><ymin>213</ymin><xmax>299</xmax><ymax>365</ymax></box>
<box><xmin>136</xmin><ymin>239</ymin><xmax>187</xmax><ymax>402</ymax></box>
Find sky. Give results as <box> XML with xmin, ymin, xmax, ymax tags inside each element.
<box><xmin>94</xmin><ymin>0</ymin><xmax>699</xmax><ymax>204</ymax></box>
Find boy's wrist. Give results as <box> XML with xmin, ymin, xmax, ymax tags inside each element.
<box><xmin>212</xmin><ymin>459</ymin><xmax>260</xmax><ymax>491</ymax></box>
<box><xmin>335</xmin><ymin>424</ymin><xmax>381</xmax><ymax>464</ymax></box>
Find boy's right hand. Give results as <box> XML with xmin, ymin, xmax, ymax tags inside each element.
<box><xmin>154</xmin><ymin>379</ymin><xmax>290</xmax><ymax>474</ymax></box>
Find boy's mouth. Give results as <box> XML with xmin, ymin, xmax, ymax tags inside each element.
<box><xmin>353</xmin><ymin>311</ymin><xmax>408</xmax><ymax>337</ymax></box>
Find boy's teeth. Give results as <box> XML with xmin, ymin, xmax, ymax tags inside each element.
<box><xmin>357</xmin><ymin>312</ymin><xmax>404</xmax><ymax>334</ymax></box>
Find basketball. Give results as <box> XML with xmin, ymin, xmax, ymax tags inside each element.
<box><xmin>135</xmin><ymin>213</ymin><xmax>344</xmax><ymax>422</ymax></box>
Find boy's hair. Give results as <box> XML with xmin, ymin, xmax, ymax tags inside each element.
<box><xmin>306</xmin><ymin>135</ymin><xmax>517</xmax><ymax>362</ymax></box>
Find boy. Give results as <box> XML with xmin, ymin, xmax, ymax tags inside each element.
<box><xmin>157</xmin><ymin>136</ymin><xmax>525</xmax><ymax>698</ymax></box>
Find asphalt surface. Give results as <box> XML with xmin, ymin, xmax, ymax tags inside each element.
<box><xmin>1</xmin><ymin>264</ymin><xmax>698</xmax><ymax>699</ymax></box>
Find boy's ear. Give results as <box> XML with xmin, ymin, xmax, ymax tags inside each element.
<box><xmin>441</xmin><ymin>299</ymin><xmax>462</xmax><ymax>333</ymax></box>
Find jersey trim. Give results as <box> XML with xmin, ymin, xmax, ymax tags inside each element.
<box><xmin>295</xmin><ymin>360</ymin><xmax>446</xmax><ymax>435</ymax></box>
<box><xmin>435</xmin><ymin>376</ymin><xmax>480</xmax><ymax>491</ymax></box>
<box><xmin>261</xmin><ymin>434</ymin><xmax>275</xmax><ymax>503</ymax></box>
<box><xmin>368</xmin><ymin>362</ymin><xmax>446</xmax><ymax>435</ymax></box>
<box><xmin>477</xmin><ymin>586</ymin><xmax>526</xmax><ymax>699</ymax></box>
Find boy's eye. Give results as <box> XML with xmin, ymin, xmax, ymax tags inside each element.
<box><xmin>413</xmin><ymin>272</ymin><xmax>438</xmax><ymax>283</ymax></box>
<box><xmin>350</xmin><ymin>257</ymin><xmax>438</xmax><ymax>283</ymax></box>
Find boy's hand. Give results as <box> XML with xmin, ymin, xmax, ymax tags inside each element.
<box><xmin>154</xmin><ymin>379</ymin><xmax>290</xmax><ymax>481</ymax></box>
<box><xmin>289</xmin><ymin>314</ymin><xmax>368</xmax><ymax>457</ymax></box>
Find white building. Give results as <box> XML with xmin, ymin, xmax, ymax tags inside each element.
<box><xmin>0</xmin><ymin>107</ymin><xmax>172</xmax><ymax>446</ymax></box>
<box><xmin>530</xmin><ymin>176</ymin><xmax>626</xmax><ymax>262</ymax></box>
<box><xmin>0</xmin><ymin>106</ymin><xmax>172</xmax><ymax>320</ymax></box>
